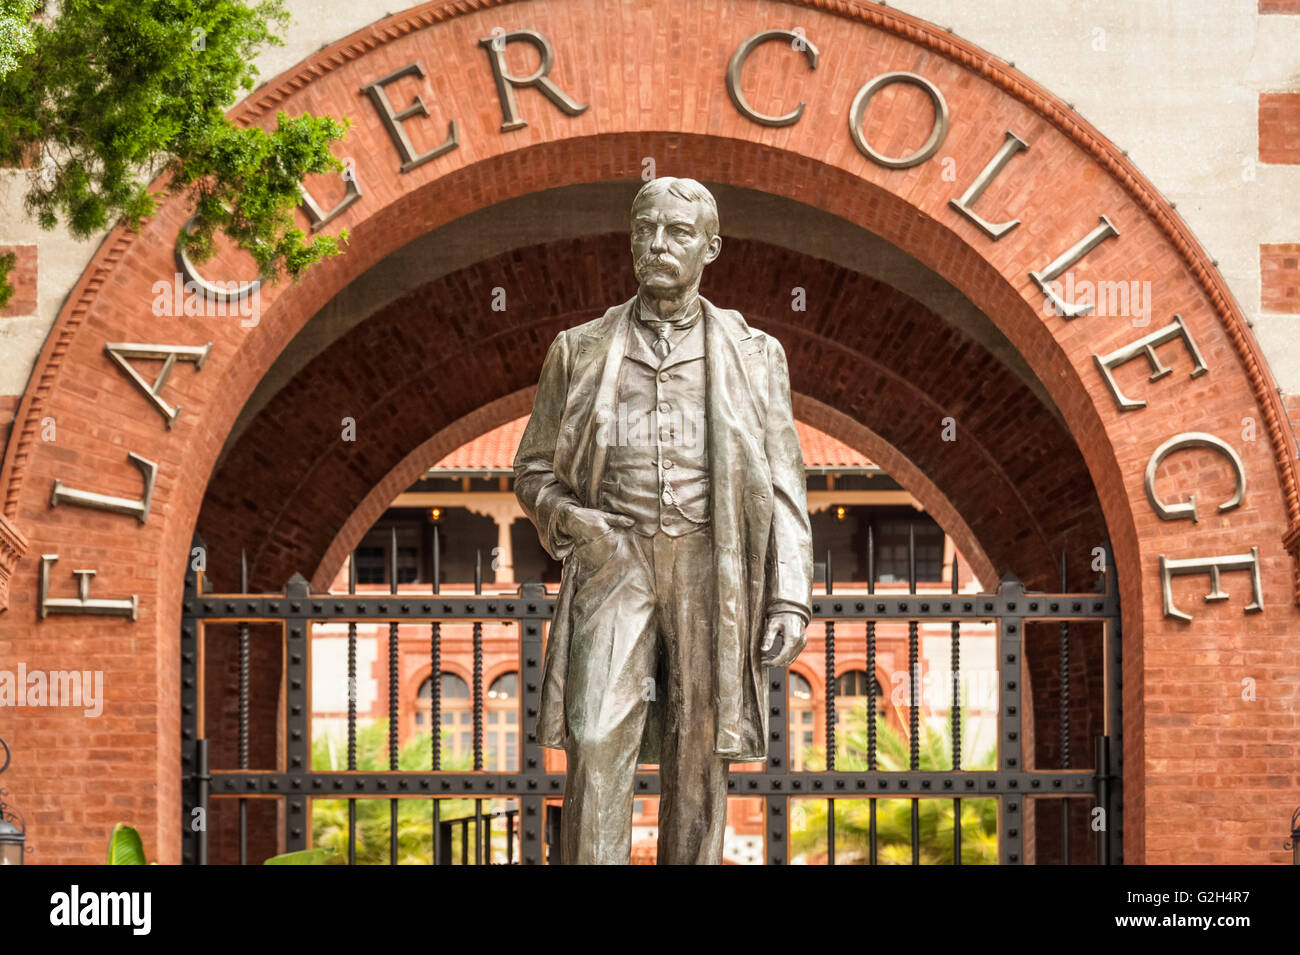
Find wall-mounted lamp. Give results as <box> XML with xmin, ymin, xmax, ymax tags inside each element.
<box><xmin>0</xmin><ymin>738</ymin><xmax>25</xmax><ymax>865</ymax></box>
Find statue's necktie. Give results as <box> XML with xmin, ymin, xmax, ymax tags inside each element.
<box><xmin>639</xmin><ymin>300</ymin><xmax>701</xmax><ymax>360</ymax></box>
<box><xmin>648</xmin><ymin>322</ymin><xmax>672</xmax><ymax>360</ymax></box>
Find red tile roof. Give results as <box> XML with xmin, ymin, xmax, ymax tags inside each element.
<box><xmin>433</xmin><ymin>417</ymin><xmax>530</xmax><ymax>470</ymax></box>
<box><xmin>431</xmin><ymin>416</ymin><xmax>874</xmax><ymax>470</ymax></box>
<box><xmin>796</xmin><ymin>420</ymin><xmax>876</xmax><ymax>468</ymax></box>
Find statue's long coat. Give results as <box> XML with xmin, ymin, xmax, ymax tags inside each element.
<box><xmin>513</xmin><ymin>296</ymin><xmax>813</xmax><ymax>762</ymax></box>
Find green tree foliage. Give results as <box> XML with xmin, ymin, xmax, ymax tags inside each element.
<box><xmin>0</xmin><ymin>0</ymin><xmax>348</xmax><ymax>302</ymax></box>
<box><xmin>0</xmin><ymin>250</ymin><xmax>14</xmax><ymax>308</ymax></box>
<box><xmin>311</xmin><ymin>721</ymin><xmax>514</xmax><ymax>865</ymax></box>
<box><xmin>791</xmin><ymin>701</ymin><xmax>999</xmax><ymax>864</ymax></box>
<box><xmin>0</xmin><ymin>1</ymin><xmax>39</xmax><ymax>78</ymax></box>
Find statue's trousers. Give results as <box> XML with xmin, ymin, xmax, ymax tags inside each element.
<box><xmin>560</xmin><ymin>523</ymin><xmax>728</xmax><ymax>864</ymax></box>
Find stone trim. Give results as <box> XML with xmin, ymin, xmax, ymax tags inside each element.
<box><xmin>0</xmin><ymin>513</ymin><xmax>27</xmax><ymax>613</ymax></box>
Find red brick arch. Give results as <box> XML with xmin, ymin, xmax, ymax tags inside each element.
<box><xmin>198</xmin><ymin>235</ymin><xmax>1101</xmax><ymax>596</ymax></box>
<box><xmin>1</xmin><ymin>0</ymin><xmax>1297</xmax><ymax>864</ymax></box>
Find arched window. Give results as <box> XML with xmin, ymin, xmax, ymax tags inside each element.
<box><xmin>416</xmin><ymin>673</ymin><xmax>472</xmax><ymax>763</ymax></box>
<box><xmin>788</xmin><ymin>672</ymin><xmax>815</xmax><ymax>771</ymax></box>
<box><xmin>836</xmin><ymin>669</ymin><xmax>878</xmax><ymax>698</ymax></box>
<box><xmin>488</xmin><ymin>672</ymin><xmax>516</xmax><ymax>700</ymax></box>
<box><xmin>413</xmin><ymin>672</ymin><xmax>518</xmax><ymax>770</ymax></box>
<box><xmin>422</xmin><ymin>672</ymin><xmax>470</xmax><ymax>700</ymax></box>
<box><xmin>486</xmin><ymin>672</ymin><xmax>518</xmax><ymax>771</ymax></box>
<box><xmin>833</xmin><ymin>669</ymin><xmax>885</xmax><ymax>750</ymax></box>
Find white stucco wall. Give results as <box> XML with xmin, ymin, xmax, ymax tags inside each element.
<box><xmin>1</xmin><ymin>0</ymin><xmax>1296</xmax><ymax>398</ymax></box>
<box><xmin>891</xmin><ymin>0</ymin><xmax>1300</xmax><ymax>397</ymax></box>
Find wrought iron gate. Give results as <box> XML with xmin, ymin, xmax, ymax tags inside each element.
<box><xmin>181</xmin><ymin>532</ymin><xmax>1122</xmax><ymax>865</ymax></box>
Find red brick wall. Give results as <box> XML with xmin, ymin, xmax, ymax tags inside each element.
<box><xmin>1283</xmin><ymin>395</ymin><xmax>1300</xmax><ymax>445</ymax></box>
<box><xmin>1259</xmin><ymin>93</ymin><xmax>1300</xmax><ymax>164</ymax></box>
<box><xmin>1261</xmin><ymin>243</ymin><xmax>1300</xmax><ymax>313</ymax></box>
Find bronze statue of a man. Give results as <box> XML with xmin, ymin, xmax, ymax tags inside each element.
<box><xmin>514</xmin><ymin>177</ymin><xmax>813</xmax><ymax>864</ymax></box>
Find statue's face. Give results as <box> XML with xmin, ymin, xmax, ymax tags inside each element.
<box><xmin>630</xmin><ymin>191</ymin><xmax>721</xmax><ymax>294</ymax></box>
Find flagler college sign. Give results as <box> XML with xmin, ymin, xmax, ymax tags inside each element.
<box><xmin>18</xmin><ymin>26</ymin><xmax>1291</xmax><ymax>624</ymax></box>
<box><xmin>0</xmin><ymin>0</ymin><xmax>1296</xmax><ymax>865</ymax></box>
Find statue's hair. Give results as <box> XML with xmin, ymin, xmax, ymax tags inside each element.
<box><xmin>630</xmin><ymin>177</ymin><xmax>719</xmax><ymax>238</ymax></box>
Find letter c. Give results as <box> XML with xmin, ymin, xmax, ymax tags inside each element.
<box><xmin>726</xmin><ymin>30</ymin><xmax>820</xmax><ymax>127</ymax></box>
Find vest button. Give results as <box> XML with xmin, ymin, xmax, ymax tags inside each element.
<box><xmin>658</xmin><ymin>401</ymin><xmax>670</xmax><ymax>413</ymax></box>
<box><xmin>659</xmin><ymin>371</ymin><xmax>672</xmax><ymax>382</ymax></box>
<box><xmin>662</xmin><ymin>459</ymin><xmax>674</xmax><ymax>469</ymax></box>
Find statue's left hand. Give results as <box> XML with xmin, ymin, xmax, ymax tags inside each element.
<box><xmin>761</xmin><ymin>612</ymin><xmax>807</xmax><ymax>668</ymax></box>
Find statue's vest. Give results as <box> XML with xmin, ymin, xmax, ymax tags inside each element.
<box><xmin>599</xmin><ymin>318</ymin><xmax>710</xmax><ymax>537</ymax></box>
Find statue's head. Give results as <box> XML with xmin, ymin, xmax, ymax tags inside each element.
<box><xmin>630</xmin><ymin>177</ymin><xmax>722</xmax><ymax>296</ymax></box>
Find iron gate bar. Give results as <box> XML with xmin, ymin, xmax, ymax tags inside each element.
<box><xmin>1105</xmin><ymin>572</ymin><xmax>1124</xmax><ymax>863</ymax></box>
<box><xmin>347</xmin><ymin>554</ymin><xmax>358</xmax><ymax>866</ymax></box>
<box><xmin>823</xmin><ymin>548</ymin><xmax>835</xmax><ymax>865</ymax></box>
<box><xmin>519</xmin><ymin>585</ymin><xmax>546</xmax><ymax>865</ymax></box>
<box><xmin>866</xmin><ymin>525</ymin><xmax>877</xmax><ymax>866</ymax></box>
<box><xmin>238</xmin><ymin>550</ymin><xmax>250</xmax><ymax>866</ymax></box>
<box><xmin>1095</xmin><ymin>735</ymin><xmax>1110</xmax><ymax>865</ymax></box>
<box><xmin>951</xmin><ymin>555</ymin><xmax>962</xmax><ymax>865</ymax></box>
<box><xmin>179</xmin><ymin>551</ymin><xmax>200</xmax><ymax>864</ymax></box>
<box><xmin>764</xmin><ymin>665</ymin><xmax>788</xmax><ymax>864</ymax></box>
<box><xmin>472</xmin><ymin>551</ymin><xmax>484</xmax><ymax>867</ymax></box>
<box><xmin>908</xmin><ymin>525</ymin><xmax>920</xmax><ymax>865</ymax></box>
<box><xmin>201</xmin><ymin>769</ymin><xmax>1101</xmax><ymax>794</ymax></box>
<box><xmin>431</xmin><ymin>526</ymin><xmax>443</xmax><ymax>864</ymax></box>
<box><xmin>387</xmin><ymin>529</ymin><xmax>400</xmax><ymax>865</ymax></box>
<box><xmin>1060</xmin><ymin>552</ymin><xmax>1071</xmax><ymax>866</ymax></box>
<box><xmin>284</xmin><ymin>575</ymin><xmax>310</xmax><ymax>854</ymax></box>
<box><xmin>180</xmin><ymin>595</ymin><xmax>1119</xmax><ymax>621</ymax></box>
<box><xmin>998</xmin><ymin>607</ymin><xmax>1024</xmax><ymax>865</ymax></box>
<box><xmin>181</xmin><ymin>533</ymin><xmax>1122</xmax><ymax>865</ymax></box>
<box><xmin>194</xmin><ymin>739</ymin><xmax>209</xmax><ymax>866</ymax></box>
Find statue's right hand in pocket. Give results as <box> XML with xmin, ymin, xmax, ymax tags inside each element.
<box><xmin>562</xmin><ymin>505</ymin><xmax>635</xmax><ymax>547</ymax></box>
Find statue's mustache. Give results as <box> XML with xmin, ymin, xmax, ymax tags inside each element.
<box><xmin>637</xmin><ymin>254</ymin><xmax>678</xmax><ymax>274</ymax></box>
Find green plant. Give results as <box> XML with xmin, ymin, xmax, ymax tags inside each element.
<box><xmin>791</xmin><ymin>701</ymin><xmax>999</xmax><ymax>864</ymax></box>
<box><xmin>0</xmin><ymin>250</ymin><xmax>16</xmax><ymax>309</ymax></box>
<box><xmin>311</xmin><ymin>720</ymin><xmax>498</xmax><ymax>865</ymax></box>
<box><xmin>0</xmin><ymin>0</ymin><xmax>349</xmax><ymax>303</ymax></box>
<box><xmin>106</xmin><ymin>821</ymin><xmax>335</xmax><ymax>864</ymax></box>
<box><xmin>263</xmin><ymin>847</ymin><xmax>334</xmax><ymax>865</ymax></box>
<box><xmin>106</xmin><ymin>822</ymin><xmax>148</xmax><ymax>865</ymax></box>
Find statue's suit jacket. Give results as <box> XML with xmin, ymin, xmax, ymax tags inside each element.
<box><xmin>514</xmin><ymin>295</ymin><xmax>813</xmax><ymax>762</ymax></box>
